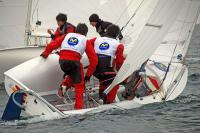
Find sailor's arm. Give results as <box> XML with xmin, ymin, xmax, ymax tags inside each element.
<box><xmin>87</xmin><ymin>37</ymin><xmax>96</xmax><ymax>47</ymax></box>
<box><xmin>41</xmin><ymin>35</ymin><xmax>65</xmax><ymax>58</ymax></box>
<box><xmin>52</xmin><ymin>28</ymin><xmax>61</xmax><ymax>40</ymax></box>
<box><xmin>85</xmin><ymin>40</ymin><xmax>98</xmax><ymax>78</ymax></box>
<box><xmin>115</xmin><ymin>44</ymin><xmax>125</xmax><ymax>71</ymax></box>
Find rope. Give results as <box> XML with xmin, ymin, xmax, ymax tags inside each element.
<box><xmin>84</xmin><ymin>86</ymin><xmax>100</xmax><ymax>106</ymax></box>
<box><xmin>115</xmin><ymin>0</ymin><xmax>135</xmax><ymax>24</ymax></box>
<box><xmin>165</xmin><ymin>67</ymin><xmax>185</xmax><ymax>100</ymax></box>
<box><xmin>31</xmin><ymin>0</ymin><xmax>39</xmax><ymax>23</ymax></box>
<box><xmin>119</xmin><ymin>0</ymin><xmax>145</xmax><ymax>33</ymax></box>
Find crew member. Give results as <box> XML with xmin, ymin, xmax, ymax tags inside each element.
<box><xmin>41</xmin><ymin>23</ymin><xmax>98</xmax><ymax>109</ymax></box>
<box><xmin>89</xmin><ymin>13</ymin><xmax>123</xmax><ymax>40</ymax></box>
<box><xmin>88</xmin><ymin>24</ymin><xmax>125</xmax><ymax>104</ymax></box>
<box><xmin>47</xmin><ymin>13</ymin><xmax>76</xmax><ymax>40</ymax></box>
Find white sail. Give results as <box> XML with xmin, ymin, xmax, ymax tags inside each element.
<box><xmin>0</xmin><ymin>0</ymin><xmax>29</xmax><ymax>50</ymax></box>
<box><xmin>30</xmin><ymin>0</ymin><xmax>130</xmax><ymax>38</ymax></box>
<box><xmin>104</xmin><ymin>0</ymin><xmax>184</xmax><ymax>94</ymax></box>
<box><xmin>117</xmin><ymin>0</ymin><xmax>159</xmax><ymax>51</ymax></box>
<box><xmin>30</xmin><ymin>0</ymin><xmax>159</xmax><ymax>44</ymax></box>
<box><xmin>151</xmin><ymin>0</ymin><xmax>200</xmax><ymax>63</ymax></box>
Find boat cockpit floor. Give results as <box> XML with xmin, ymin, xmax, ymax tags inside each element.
<box><xmin>42</xmin><ymin>93</ymin><xmax>100</xmax><ymax>111</ymax></box>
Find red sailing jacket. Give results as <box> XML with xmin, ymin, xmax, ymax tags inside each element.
<box><xmin>88</xmin><ymin>37</ymin><xmax>125</xmax><ymax>71</ymax></box>
<box><xmin>52</xmin><ymin>23</ymin><xmax>75</xmax><ymax>40</ymax></box>
<box><xmin>42</xmin><ymin>34</ymin><xmax>98</xmax><ymax>77</ymax></box>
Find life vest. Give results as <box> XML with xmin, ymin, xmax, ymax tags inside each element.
<box><xmin>59</xmin><ymin>22</ymin><xmax>76</xmax><ymax>35</ymax></box>
<box><xmin>61</xmin><ymin>33</ymin><xmax>86</xmax><ymax>55</ymax></box>
<box><xmin>94</xmin><ymin>37</ymin><xmax>119</xmax><ymax>58</ymax></box>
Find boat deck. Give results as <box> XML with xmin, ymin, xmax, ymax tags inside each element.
<box><xmin>42</xmin><ymin>93</ymin><xmax>100</xmax><ymax>111</ymax></box>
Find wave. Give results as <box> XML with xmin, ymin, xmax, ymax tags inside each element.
<box><xmin>0</xmin><ymin>114</ymin><xmax>64</xmax><ymax>126</ymax></box>
<box><xmin>170</xmin><ymin>94</ymin><xmax>200</xmax><ymax>104</ymax></box>
<box><xmin>188</xmin><ymin>73</ymin><xmax>200</xmax><ymax>82</ymax></box>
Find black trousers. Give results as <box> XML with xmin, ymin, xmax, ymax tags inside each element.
<box><xmin>59</xmin><ymin>60</ymin><xmax>82</xmax><ymax>84</ymax></box>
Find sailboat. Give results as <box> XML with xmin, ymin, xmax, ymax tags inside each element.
<box><xmin>2</xmin><ymin>0</ymin><xmax>200</xmax><ymax>120</ymax></box>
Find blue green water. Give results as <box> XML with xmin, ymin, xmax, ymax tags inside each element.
<box><xmin>0</xmin><ymin>25</ymin><xmax>200</xmax><ymax>133</ymax></box>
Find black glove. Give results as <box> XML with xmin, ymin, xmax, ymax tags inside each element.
<box><xmin>50</xmin><ymin>34</ymin><xmax>55</xmax><ymax>39</ymax></box>
<box><xmin>118</xmin><ymin>34</ymin><xmax>123</xmax><ymax>41</ymax></box>
<box><xmin>84</xmin><ymin>76</ymin><xmax>91</xmax><ymax>82</ymax></box>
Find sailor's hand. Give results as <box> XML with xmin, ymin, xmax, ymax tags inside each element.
<box><xmin>84</xmin><ymin>76</ymin><xmax>91</xmax><ymax>82</ymax></box>
<box><xmin>40</xmin><ymin>53</ymin><xmax>48</xmax><ymax>59</ymax></box>
<box><xmin>47</xmin><ymin>29</ymin><xmax>53</xmax><ymax>35</ymax></box>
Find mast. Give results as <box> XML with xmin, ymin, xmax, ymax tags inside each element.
<box><xmin>24</xmin><ymin>0</ymin><xmax>33</xmax><ymax>46</ymax></box>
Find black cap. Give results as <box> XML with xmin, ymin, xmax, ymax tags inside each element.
<box><xmin>89</xmin><ymin>14</ymin><xmax>99</xmax><ymax>22</ymax></box>
<box><xmin>56</xmin><ymin>13</ymin><xmax>67</xmax><ymax>22</ymax></box>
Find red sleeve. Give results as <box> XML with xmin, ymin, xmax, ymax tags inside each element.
<box><xmin>115</xmin><ymin>44</ymin><xmax>125</xmax><ymax>71</ymax></box>
<box><xmin>54</xmin><ymin>28</ymin><xmax>60</xmax><ymax>40</ymax></box>
<box><xmin>87</xmin><ymin>37</ymin><xmax>97</xmax><ymax>47</ymax></box>
<box><xmin>42</xmin><ymin>35</ymin><xmax>65</xmax><ymax>57</ymax></box>
<box><xmin>85</xmin><ymin>40</ymin><xmax>98</xmax><ymax>77</ymax></box>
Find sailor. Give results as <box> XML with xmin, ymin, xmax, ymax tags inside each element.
<box><xmin>88</xmin><ymin>24</ymin><xmax>125</xmax><ymax>104</ymax></box>
<box><xmin>89</xmin><ymin>14</ymin><xmax>123</xmax><ymax>40</ymax></box>
<box><xmin>47</xmin><ymin>13</ymin><xmax>76</xmax><ymax>40</ymax></box>
<box><xmin>41</xmin><ymin>23</ymin><xmax>98</xmax><ymax>109</ymax></box>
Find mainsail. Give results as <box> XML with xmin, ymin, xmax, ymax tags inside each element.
<box><xmin>104</xmin><ymin>0</ymin><xmax>184</xmax><ymax>95</ymax></box>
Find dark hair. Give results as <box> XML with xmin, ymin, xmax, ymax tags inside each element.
<box><xmin>76</xmin><ymin>23</ymin><xmax>88</xmax><ymax>35</ymax></box>
<box><xmin>106</xmin><ymin>24</ymin><xmax>120</xmax><ymax>38</ymax></box>
<box><xmin>89</xmin><ymin>14</ymin><xmax>100</xmax><ymax>22</ymax></box>
<box><xmin>56</xmin><ymin>13</ymin><xmax>67</xmax><ymax>22</ymax></box>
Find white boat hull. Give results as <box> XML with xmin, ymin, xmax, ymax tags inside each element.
<box><xmin>4</xmin><ymin>54</ymin><xmax>188</xmax><ymax>118</ymax></box>
<box><xmin>0</xmin><ymin>46</ymin><xmax>44</xmax><ymax>83</ymax></box>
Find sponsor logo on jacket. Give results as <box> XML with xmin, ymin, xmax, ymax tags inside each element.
<box><xmin>68</xmin><ymin>37</ymin><xmax>79</xmax><ymax>46</ymax></box>
<box><xmin>99</xmin><ymin>42</ymin><xmax>110</xmax><ymax>50</ymax></box>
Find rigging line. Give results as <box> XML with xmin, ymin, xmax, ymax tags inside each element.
<box><xmin>31</xmin><ymin>0</ymin><xmax>39</xmax><ymax>23</ymax></box>
<box><xmin>115</xmin><ymin>0</ymin><xmax>135</xmax><ymax>24</ymax></box>
<box><xmin>84</xmin><ymin>86</ymin><xmax>100</xmax><ymax>106</ymax></box>
<box><xmin>142</xmin><ymin>70</ymin><xmax>164</xmax><ymax>99</ymax></box>
<box><xmin>151</xmin><ymin>10</ymin><xmax>181</xmax><ymax>99</ymax></box>
<box><xmin>165</xmin><ymin>1</ymin><xmax>193</xmax><ymax>97</ymax></box>
<box><xmin>119</xmin><ymin>0</ymin><xmax>145</xmax><ymax>33</ymax></box>
<box><xmin>165</xmin><ymin>66</ymin><xmax>185</xmax><ymax>100</ymax></box>
<box><xmin>181</xmin><ymin>6</ymin><xmax>200</xmax><ymax>56</ymax></box>
<box><xmin>124</xmin><ymin>0</ymin><xmax>169</xmax><ymax>38</ymax></box>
